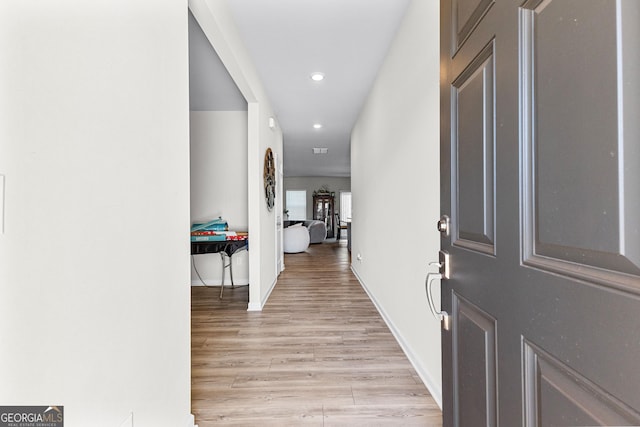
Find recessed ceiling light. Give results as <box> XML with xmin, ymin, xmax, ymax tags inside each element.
<box><xmin>310</xmin><ymin>72</ymin><xmax>325</xmax><ymax>82</ymax></box>
<box><xmin>312</xmin><ymin>148</ymin><xmax>329</xmax><ymax>154</ymax></box>
<box><xmin>313</xmin><ymin>123</ymin><xmax>322</xmax><ymax>129</ymax></box>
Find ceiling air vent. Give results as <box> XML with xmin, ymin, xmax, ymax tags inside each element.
<box><xmin>312</xmin><ymin>148</ymin><xmax>328</xmax><ymax>154</ymax></box>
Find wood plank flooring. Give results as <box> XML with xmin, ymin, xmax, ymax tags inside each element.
<box><xmin>191</xmin><ymin>239</ymin><xmax>442</xmax><ymax>426</ymax></box>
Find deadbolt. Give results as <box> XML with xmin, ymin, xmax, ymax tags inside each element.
<box><xmin>437</xmin><ymin>215</ymin><xmax>450</xmax><ymax>236</ymax></box>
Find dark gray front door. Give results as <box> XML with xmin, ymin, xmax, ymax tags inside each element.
<box><xmin>439</xmin><ymin>0</ymin><xmax>640</xmax><ymax>425</ymax></box>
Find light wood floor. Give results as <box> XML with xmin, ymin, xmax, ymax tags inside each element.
<box><xmin>191</xmin><ymin>239</ymin><xmax>442</xmax><ymax>426</ymax></box>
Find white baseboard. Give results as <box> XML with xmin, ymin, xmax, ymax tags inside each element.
<box><xmin>247</xmin><ymin>302</ymin><xmax>262</xmax><ymax>311</ymax></box>
<box><xmin>247</xmin><ymin>276</ymin><xmax>277</xmax><ymax>311</ymax></box>
<box><xmin>184</xmin><ymin>413</ymin><xmax>198</xmax><ymax>427</ymax></box>
<box><xmin>351</xmin><ymin>266</ymin><xmax>443</xmax><ymax>409</ymax></box>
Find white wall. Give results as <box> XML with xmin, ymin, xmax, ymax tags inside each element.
<box><xmin>0</xmin><ymin>1</ymin><xmax>192</xmax><ymax>426</ymax></box>
<box><xmin>350</xmin><ymin>0</ymin><xmax>442</xmax><ymax>407</ymax></box>
<box><xmin>190</xmin><ymin>0</ymin><xmax>284</xmax><ymax>310</ymax></box>
<box><xmin>190</xmin><ymin>111</ymin><xmax>249</xmax><ymax>286</ymax></box>
<box><xmin>284</xmin><ymin>176</ymin><xmax>351</xmax><ymax>220</ymax></box>
<box><xmin>254</xmin><ymin>104</ymin><xmax>284</xmax><ymax>308</ymax></box>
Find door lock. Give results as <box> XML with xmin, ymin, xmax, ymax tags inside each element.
<box><xmin>437</xmin><ymin>215</ymin><xmax>450</xmax><ymax>236</ymax></box>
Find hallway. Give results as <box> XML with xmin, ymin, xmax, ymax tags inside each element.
<box><xmin>191</xmin><ymin>240</ymin><xmax>442</xmax><ymax>426</ymax></box>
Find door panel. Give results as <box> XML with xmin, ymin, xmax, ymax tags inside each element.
<box><xmin>452</xmin><ymin>41</ymin><xmax>496</xmax><ymax>254</ymax></box>
<box><xmin>521</xmin><ymin>0</ymin><xmax>640</xmax><ymax>286</ymax></box>
<box><xmin>523</xmin><ymin>340</ymin><xmax>640</xmax><ymax>426</ymax></box>
<box><xmin>440</xmin><ymin>0</ymin><xmax>640</xmax><ymax>425</ymax></box>
<box><xmin>535</xmin><ymin>1</ymin><xmax>618</xmax><ymax>253</ymax></box>
<box><xmin>620</xmin><ymin>1</ymin><xmax>640</xmax><ymax>272</ymax></box>
<box><xmin>453</xmin><ymin>293</ymin><xmax>497</xmax><ymax>427</ymax></box>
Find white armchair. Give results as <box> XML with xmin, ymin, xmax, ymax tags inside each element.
<box><xmin>283</xmin><ymin>224</ymin><xmax>310</xmax><ymax>253</ymax></box>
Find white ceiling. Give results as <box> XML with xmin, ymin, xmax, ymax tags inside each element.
<box><xmin>190</xmin><ymin>0</ymin><xmax>411</xmax><ymax>177</ymax></box>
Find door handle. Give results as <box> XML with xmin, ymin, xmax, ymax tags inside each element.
<box><xmin>425</xmin><ymin>269</ymin><xmax>443</xmax><ymax>318</ymax></box>
<box><xmin>426</xmin><ymin>256</ymin><xmax>451</xmax><ymax>331</ymax></box>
